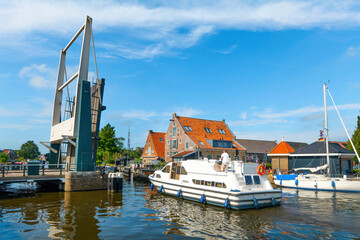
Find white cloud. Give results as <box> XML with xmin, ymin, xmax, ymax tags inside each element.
<box><xmin>254</xmin><ymin>103</ymin><xmax>360</xmax><ymax>119</ymax></box>
<box><xmin>19</xmin><ymin>64</ymin><xmax>55</xmax><ymax>89</ymax></box>
<box><xmin>0</xmin><ymin>123</ymin><xmax>33</xmax><ymax>130</ymax></box>
<box><xmin>107</xmin><ymin>107</ymin><xmax>203</xmax><ymax>121</ymax></box>
<box><xmin>346</xmin><ymin>46</ymin><xmax>360</xmax><ymax>56</ymax></box>
<box><xmin>218</xmin><ymin>44</ymin><xmax>237</xmax><ymax>55</ymax></box>
<box><xmin>3</xmin><ymin>1</ymin><xmax>360</xmax><ymax>59</ymax></box>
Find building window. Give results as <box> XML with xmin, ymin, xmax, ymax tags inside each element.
<box><xmin>173</xmin><ymin>121</ymin><xmax>175</xmax><ymax>127</ymax></box>
<box><xmin>185</xmin><ymin>142</ymin><xmax>189</xmax><ymax>149</ymax></box>
<box><xmin>218</xmin><ymin>129</ymin><xmax>226</xmax><ymax>134</ymax></box>
<box><xmin>173</xmin><ymin>127</ymin><xmax>176</xmax><ymax>136</ymax></box>
<box><xmin>204</xmin><ymin>128</ymin><xmax>212</xmax><ymax>133</ymax></box>
<box><xmin>184</xmin><ymin>126</ymin><xmax>192</xmax><ymax>132</ymax></box>
<box><xmin>167</xmin><ymin>140</ymin><xmax>169</xmax><ymax>145</ymax></box>
<box><xmin>170</xmin><ymin>140</ymin><xmax>178</xmax><ymax>149</ymax></box>
<box><xmin>179</xmin><ymin>138</ymin><xmax>182</xmax><ymax>143</ymax></box>
<box><xmin>152</xmin><ymin>149</ymin><xmax>154</xmax><ymax>153</ymax></box>
<box><xmin>207</xmin><ymin>154</ymin><xmax>213</xmax><ymax>159</ymax></box>
<box><xmin>148</xmin><ymin>147</ymin><xmax>151</xmax><ymax>156</ymax></box>
<box><xmin>159</xmin><ymin>137</ymin><xmax>163</xmax><ymax>141</ymax></box>
<box><xmin>167</xmin><ymin>152</ymin><xmax>169</xmax><ymax>156</ymax></box>
<box><xmin>199</xmin><ymin>141</ymin><xmax>205</xmax><ymax>146</ymax></box>
<box><xmin>177</xmin><ymin>128</ymin><xmax>179</xmax><ymax>133</ymax></box>
<box><xmin>216</xmin><ymin>155</ymin><xmax>221</xmax><ymax>160</ymax></box>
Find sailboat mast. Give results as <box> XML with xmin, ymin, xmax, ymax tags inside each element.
<box><xmin>323</xmin><ymin>83</ymin><xmax>330</xmax><ymax>175</ymax></box>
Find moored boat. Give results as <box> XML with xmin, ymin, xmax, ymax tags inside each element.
<box><xmin>149</xmin><ymin>159</ymin><xmax>281</xmax><ymax>209</ymax></box>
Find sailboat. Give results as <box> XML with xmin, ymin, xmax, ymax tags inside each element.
<box><xmin>274</xmin><ymin>83</ymin><xmax>360</xmax><ymax>192</ymax></box>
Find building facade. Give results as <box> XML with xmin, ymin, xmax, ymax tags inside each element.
<box><xmin>165</xmin><ymin>113</ymin><xmax>246</xmax><ymax>162</ymax></box>
<box><xmin>236</xmin><ymin>139</ymin><xmax>277</xmax><ymax>163</ymax></box>
<box><xmin>141</xmin><ymin>130</ymin><xmax>165</xmax><ymax>166</ymax></box>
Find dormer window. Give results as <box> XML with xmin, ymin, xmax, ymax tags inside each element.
<box><xmin>184</xmin><ymin>126</ymin><xmax>192</xmax><ymax>132</ymax></box>
<box><xmin>204</xmin><ymin>128</ymin><xmax>212</xmax><ymax>133</ymax></box>
<box><xmin>159</xmin><ymin>137</ymin><xmax>163</xmax><ymax>141</ymax></box>
<box><xmin>199</xmin><ymin>141</ymin><xmax>205</xmax><ymax>146</ymax></box>
<box><xmin>218</xmin><ymin>129</ymin><xmax>226</xmax><ymax>134</ymax></box>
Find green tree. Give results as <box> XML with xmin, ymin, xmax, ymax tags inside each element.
<box><xmin>347</xmin><ymin>115</ymin><xmax>360</xmax><ymax>164</ymax></box>
<box><xmin>97</xmin><ymin>123</ymin><xmax>124</xmax><ymax>164</ymax></box>
<box><xmin>18</xmin><ymin>140</ymin><xmax>40</xmax><ymax>160</ymax></box>
<box><xmin>0</xmin><ymin>152</ymin><xmax>10</xmax><ymax>163</ymax></box>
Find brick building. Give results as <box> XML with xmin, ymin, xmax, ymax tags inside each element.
<box><xmin>141</xmin><ymin>130</ymin><xmax>165</xmax><ymax>166</ymax></box>
<box><xmin>165</xmin><ymin>113</ymin><xmax>246</xmax><ymax>162</ymax></box>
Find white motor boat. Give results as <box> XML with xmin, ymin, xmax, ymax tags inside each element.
<box><xmin>149</xmin><ymin>159</ymin><xmax>282</xmax><ymax>210</ymax></box>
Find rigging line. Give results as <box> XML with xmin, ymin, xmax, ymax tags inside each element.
<box><xmin>90</xmin><ymin>24</ymin><xmax>102</xmax><ymax>106</ymax></box>
<box><xmin>327</xmin><ymin>87</ymin><xmax>360</xmax><ymax>163</ymax></box>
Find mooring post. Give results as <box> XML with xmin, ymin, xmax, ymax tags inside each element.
<box><xmin>2</xmin><ymin>166</ymin><xmax>4</xmax><ymax>177</ymax></box>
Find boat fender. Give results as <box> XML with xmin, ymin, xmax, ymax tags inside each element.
<box><xmin>272</xmin><ymin>197</ymin><xmax>276</xmax><ymax>206</ymax></box>
<box><xmin>177</xmin><ymin>189</ymin><xmax>182</xmax><ymax>197</ymax></box>
<box><xmin>200</xmin><ymin>194</ymin><xmax>206</xmax><ymax>203</ymax></box>
<box><xmin>150</xmin><ymin>183</ymin><xmax>154</xmax><ymax>190</ymax></box>
<box><xmin>331</xmin><ymin>180</ymin><xmax>335</xmax><ymax>188</ymax></box>
<box><xmin>224</xmin><ymin>198</ymin><xmax>230</xmax><ymax>208</ymax></box>
<box><xmin>295</xmin><ymin>179</ymin><xmax>298</xmax><ymax>186</ymax></box>
<box><xmin>159</xmin><ymin>185</ymin><xmax>163</xmax><ymax>192</ymax></box>
<box><xmin>254</xmin><ymin>198</ymin><xmax>259</xmax><ymax>208</ymax></box>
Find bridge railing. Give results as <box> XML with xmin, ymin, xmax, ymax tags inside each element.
<box><xmin>0</xmin><ymin>164</ymin><xmax>66</xmax><ymax>178</ymax></box>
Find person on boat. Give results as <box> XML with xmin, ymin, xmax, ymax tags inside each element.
<box><xmin>221</xmin><ymin>150</ymin><xmax>231</xmax><ymax>171</ymax></box>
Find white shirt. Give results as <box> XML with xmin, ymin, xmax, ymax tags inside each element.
<box><xmin>221</xmin><ymin>152</ymin><xmax>230</xmax><ymax>164</ymax></box>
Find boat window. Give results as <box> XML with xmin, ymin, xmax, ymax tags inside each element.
<box><xmin>162</xmin><ymin>165</ymin><xmax>170</xmax><ymax>173</ymax></box>
<box><xmin>201</xmin><ymin>180</ymin><xmax>204</xmax><ymax>185</ymax></box>
<box><xmin>216</xmin><ymin>182</ymin><xmax>222</xmax><ymax>188</ymax></box>
<box><xmin>205</xmin><ymin>181</ymin><xmax>211</xmax><ymax>186</ymax></box>
<box><xmin>245</xmin><ymin>176</ymin><xmax>253</xmax><ymax>185</ymax></box>
<box><xmin>253</xmin><ymin>175</ymin><xmax>261</xmax><ymax>185</ymax></box>
<box><xmin>176</xmin><ymin>166</ymin><xmax>181</xmax><ymax>174</ymax></box>
<box><xmin>195</xmin><ymin>180</ymin><xmax>200</xmax><ymax>185</ymax></box>
<box><xmin>211</xmin><ymin>181</ymin><xmax>215</xmax><ymax>187</ymax></box>
<box><xmin>156</xmin><ymin>174</ymin><xmax>161</xmax><ymax>178</ymax></box>
<box><xmin>222</xmin><ymin>183</ymin><xmax>227</xmax><ymax>188</ymax></box>
<box><xmin>181</xmin><ymin>166</ymin><xmax>187</xmax><ymax>175</ymax></box>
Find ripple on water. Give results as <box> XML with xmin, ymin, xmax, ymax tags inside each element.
<box><xmin>0</xmin><ymin>181</ymin><xmax>360</xmax><ymax>239</ymax></box>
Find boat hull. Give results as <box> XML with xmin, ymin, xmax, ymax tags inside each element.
<box><xmin>274</xmin><ymin>178</ymin><xmax>360</xmax><ymax>192</ymax></box>
<box><xmin>150</xmin><ymin>177</ymin><xmax>282</xmax><ymax>210</ymax></box>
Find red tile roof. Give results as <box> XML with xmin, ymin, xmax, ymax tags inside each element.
<box><xmin>269</xmin><ymin>141</ymin><xmax>295</xmax><ymax>154</ymax></box>
<box><xmin>176</xmin><ymin>116</ymin><xmax>244</xmax><ymax>151</ymax></box>
<box><xmin>150</xmin><ymin>132</ymin><xmax>165</xmax><ymax>158</ymax></box>
<box><xmin>172</xmin><ymin>151</ymin><xmax>195</xmax><ymax>158</ymax></box>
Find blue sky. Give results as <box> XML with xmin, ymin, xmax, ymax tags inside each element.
<box><xmin>1</xmin><ymin>0</ymin><xmax>360</xmax><ymax>153</ymax></box>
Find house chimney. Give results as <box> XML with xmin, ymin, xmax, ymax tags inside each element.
<box><xmin>222</xmin><ymin>119</ymin><xmax>225</xmax><ymax>122</ymax></box>
<box><xmin>282</xmin><ymin>136</ymin><xmax>284</xmax><ymax>142</ymax></box>
<box><xmin>149</xmin><ymin>130</ymin><xmax>153</xmax><ymax>134</ymax></box>
<box><xmin>172</xmin><ymin>113</ymin><xmax>177</xmax><ymax>119</ymax></box>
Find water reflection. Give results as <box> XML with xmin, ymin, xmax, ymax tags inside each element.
<box><xmin>0</xmin><ymin>181</ymin><xmax>359</xmax><ymax>239</ymax></box>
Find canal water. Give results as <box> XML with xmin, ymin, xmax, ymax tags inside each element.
<box><xmin>0</xmin><ymin>179</ymin><xmax>359</xmax><ymax>239</ymax></box>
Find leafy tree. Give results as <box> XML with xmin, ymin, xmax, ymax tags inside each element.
<box><xmin>18</xmin><ymin>140</ymin><xmax>40</xmax><ymax>160</ymax></box>
<box><xmin>347</xmin><ymin>115</ymin><xmax>360</xmax><ymax>164</ymax></box>
<box><xmin>97</xmin><ymin>123</ymin><xmax>124</xmax><ymax>164</ymax></box>
<box><xmin>0</xmin><ymin>152</ymin><xmax>9</xmax><ymax>163</ymax></box>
